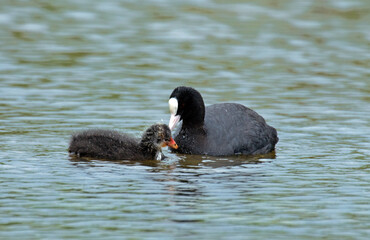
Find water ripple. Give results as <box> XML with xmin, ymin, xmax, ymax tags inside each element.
<box><xmin>1</xmin><ymin>0</ymin><xmax>369</xmax><ymax>239</ymax></box>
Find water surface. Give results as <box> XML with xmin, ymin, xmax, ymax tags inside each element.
<box><xmin>1</xmin><ymin>0</ymin><xmax>369</xmax><ymax>239</ymax></box>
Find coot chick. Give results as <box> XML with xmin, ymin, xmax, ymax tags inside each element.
<box><xmin>168</xmin><ymin>86</ymin><xmax>278</xmax><ymax>156</ymax></box>
<box><xmin>69</xmin><ymin>124</ymin><xmax>178</xmax><ymax>160</ymax></box>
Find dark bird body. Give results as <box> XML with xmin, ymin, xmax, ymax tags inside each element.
<box><xmin>168</xmin><ymin>86</ymin><xmax>278</xmax><ymax>156</ymax></box>
<box><xmin>69</xmin><ymin>124</ymin><xmax>177</xmax><ymax>160</ymax></box>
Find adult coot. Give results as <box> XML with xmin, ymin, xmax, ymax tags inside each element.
<box><xmin>168</xmin><ymin>86</ymin><xmax>278</xmax><ymax>156</ymax></box>
<box><xmin>69</xmin><ymin>124</ymin><xmax>178</xmax><ymax>160</ymax></box>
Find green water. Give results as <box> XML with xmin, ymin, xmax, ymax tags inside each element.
<box><xmin>1</xmin><ymin>0</ymin><xmax>369</xmax><ymax>239</ymax></box>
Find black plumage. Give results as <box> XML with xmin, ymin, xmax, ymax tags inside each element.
<box><xmin>168</xmin><ymin>86</ymin><xmax>278</xmax><ymax>156</ymax></box>
<box><xmin>68</xmin><ymin>124</ymin><xmax>177</xmax><ymax>160</ymax></box>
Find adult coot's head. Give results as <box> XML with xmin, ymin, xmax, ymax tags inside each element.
<box><xmin>168</xmin><ymin>86</ymin><xmax>205</xmax><ymax>130</ymax></box>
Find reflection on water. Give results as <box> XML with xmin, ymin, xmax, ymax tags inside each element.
<box><xmin>69</xmin><ymin>155</ymin><xmax>163</xmax><ymax>168</ymax></box>
<box><xmin>69</xmin><ymin>151</ymin><xmax>276</xmax><ymax>168</ymax></box>
<box><xmin>176</xmin><ymin>152</ymin><xmax>276</xmax><ymax>168</ymax></box>
<box><xmin>1</xmin><ymin>0</ymin><xmax>369</xmax><ymax>239</ymax></box>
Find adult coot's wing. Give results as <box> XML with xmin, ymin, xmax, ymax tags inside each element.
<box><xmin>204</xmin><ymin>103</ymin><xmax>278</xmax><ymax>156</ymax></box>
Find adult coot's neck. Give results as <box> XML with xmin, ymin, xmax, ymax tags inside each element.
<box><xmin>170</xmin><ymin>86</ymin><xmax>205</xmax><ymax>129</ymax></box>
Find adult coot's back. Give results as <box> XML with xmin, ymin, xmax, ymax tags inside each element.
<box><xmin>168</xmin><ymin>86</ymin><xmax>278</xmax><ymax>156</ymax></box>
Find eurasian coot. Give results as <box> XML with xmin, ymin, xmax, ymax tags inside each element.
<box><xmin>69</xmin><ymin>124</ymin><xmax>178</xmax><ymax>160</ymax></box>
<box><xmin>168</xmin><ymin>86</ymin><xmax>278</xmax><ymax>156</ymax></box>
